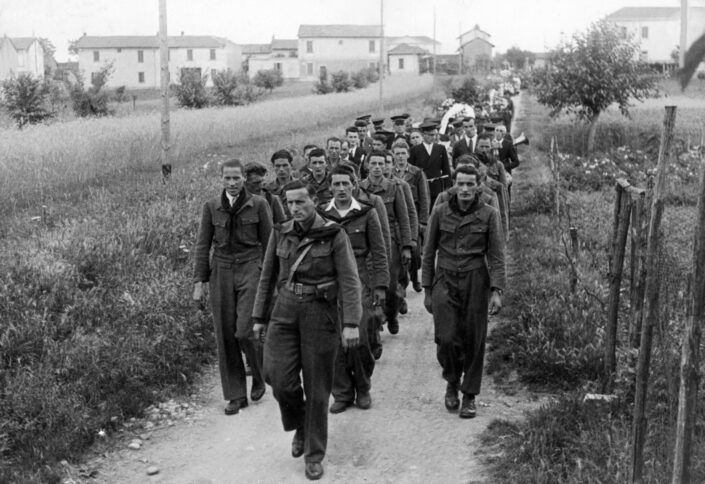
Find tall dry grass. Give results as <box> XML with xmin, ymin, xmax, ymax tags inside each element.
<box><xmin>1</xmin><ymin>75</ymin><xmax>433</xmax><ymax>218</ymax></box>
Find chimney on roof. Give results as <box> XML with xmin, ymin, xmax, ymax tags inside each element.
<box><xmin>181</xmin><ymin>31</ymin><xmax>184</xmax><ymax>36</ymax></box>
<box><xmin>83</xmin><ymin>32</ymin><xmax>86</xmax><ymax>37</ymax></box>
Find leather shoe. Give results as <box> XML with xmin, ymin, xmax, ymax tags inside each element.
<box><xmin>459</xmin><ymin>394</ymin><xmax>477</xmax><ymax>419</ymax></box>
<box><xmin>444</xmin><ymin>383</ymin><xmax>459</xmax><ymax>411</ymax></box>
<box><xmin>291</xmin><ymin>427</ymin><xmax>304</xmax><ymax>458</ymax></box>
<box><xmin>412</xmin><ymin>281</ymin><xmax>423</xmax><ymax>292</ymax></box>
<box><xmin>329</xmin><ymin>400</ymin><xmax>352</xmax><ymax>414</ymax></box>
<box><xmin>224</xmin><ymin>399</ymin><xmax>248</xmax><ymax>415</ymax></box>
<box><xmin>305</xmin><ymin>462</ymin><xmax>324</xmax><ymax>480</ymax></box>
<box><xmin>372</xmin><ymin>345</ymin><xmax>383</xmax><ymax>360</ymax></box>
<box><xmin>387</xmin><ymin>318</ymin><xmax>399</xmax><ymax>335</ymax></box>
<box><xmin>356</xmin><ymin>391</ymin><xmax>372</xmax><ymax>409</ymax></box>
<box><xmin>399</xmin><ymin>299</ymin><xmax>408</xmax><ymax>314</ymax></box>
<box><xmin>251</xmin><ymin>381</ymin><xmax>266</xmax><ymax>402</ymax></box>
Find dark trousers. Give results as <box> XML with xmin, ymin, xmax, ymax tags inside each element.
<box><xmin>210</xmin><ymin>259</ymin><xmax>264</xmax><ymax>401</ymax></box>
<box><xmin>264</xmin><ymin>290</ymin><xmax>340</xmax><ymax>464</ymax></box>
<box><xmin>385</xmin><ymin>241</ymin><xmax>401</xmax><ymax>322</ymax></box>
<box><xmin>333</xmin><ymin>264</ymin><xmax>375</xmax><ymax>402</ymax></box>
<box><xmin>430</xmin><ymin>266</ymin><xmax>490</xmax><ymax>395</ymax></box>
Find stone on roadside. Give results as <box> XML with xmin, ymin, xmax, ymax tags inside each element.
<box><xmin>128</xmin><ymin>439</ymin><xmax>142</xmax><ymax>450</ymax></box>
<box><xmin>147</xmin><ymin>466</ymin><xmax>160</xmax><ymax>476</ymax></box>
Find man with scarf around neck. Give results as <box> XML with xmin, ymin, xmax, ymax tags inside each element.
<box><xmin>192</xmin><ymin>159</ymin><xmax>273</xmax><ymax>415</ymax></box>
<box><xmin>474</xmin><ymin>134</ymin><xmax>510</xmax><ymax>239</ymax></box>
<box><xmin>392</xmin><ymin>140</ymin><xmax>429</xmax><ymax>294</ymax></box>
<box><xmin>359</xmin><ymin>150</ymin><xmax>412</xmax><ymax>336</ymax></box>
<box><xmin>319</xmin><ymin>165</ymin><xmax>389</xmax><ymax>414</ymax></box>
<box><xmin>251</xmin><ymin>180</ymin><xmax>362</xmax><ymax>481</ymax></box>
<box><xmin>422</xmin><ymin>164</ymin><xmax>506</xmax><ymax>419</ymax></box>
<box><xmin>433</xmin><ymin>154</ymin><xmax>501</xmax><ymax>214</ymax></box>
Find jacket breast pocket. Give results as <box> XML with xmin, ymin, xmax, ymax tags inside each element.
<box><xmin>239</xmin><ymin>215</ymin><xmax>260</xmax><ymax>244</ymax></box>
<box><xmin>212</xmin><ymin>218</ymin><xmax>229</xmax><ymax>244</ymax></box>
<box><xmin>347</xmin><ymin>227</ymin><xmax>367</xmax><ymax>256</ymax></box>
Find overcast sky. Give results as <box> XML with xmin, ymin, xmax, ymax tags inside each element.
<box><xmin>0</xmin><ymin>0</ymin><xmax>689</xmax><ymax>61</ymax></box>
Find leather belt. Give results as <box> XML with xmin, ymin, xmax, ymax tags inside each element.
<box><xmin>286</xmin><ymin>282</ymin><xmax>318</xmax><ymax>295</ymax></box>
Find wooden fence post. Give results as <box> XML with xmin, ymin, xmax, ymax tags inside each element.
<box><xmin>569</xmin><ymin>227</ymin><xmax>579</xmax><ymax>293</ymax></box>
<box><xmin>631</xmin><ymin>106</ymin><xmax>677</xmax><ymax>484</ymax></box>
<box><xmin>604</xmin><ymin>180</ymin><xmax>633</xmax><ymax>393</ymax></box>
<box><xmin>671</xmin><ymin>157</ymin><xmax>705</xmax><ymax>484</ymax></box>
<box><xmin>629</xmin><ymin>187</ymin><xmax>649</xmax><ymax>348</ymax></box>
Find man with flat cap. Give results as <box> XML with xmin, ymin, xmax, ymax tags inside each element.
<box><xmin>391</xmin><ymin>114</ymin><xmax>411</xmax><ymax>145</ymax></box>
<box><xmin>409</xmin><ymin>121</ymin><xmax>452</xmax><ymax>206</ymax></box>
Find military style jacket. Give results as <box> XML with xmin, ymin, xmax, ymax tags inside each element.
<box><xmin>422</xmin><ymin>193</ymin><xmax>506</xmax><ymax>291</ymax></box>
<box><xmin>359</xmin><ymin>177</ymin><xmax>413</xmax><ymax>250</ymax></box>
<box><xmin>252</xmin><ymin>213</ymin><xmax>362</xmax><ymax>327</ymax></box>
<box><xmin>394</xmin><ymin>163</ymin><xmax>430</xmax><ymax>227</ymax></box>
<box><xmin>433</xmin><ymin>184</ymin><xmax>500</xmax><ymax>213</ymax></box>
<box><xmin>193</xmin><ymin>190</ymin><xmax>273</xmax><ymax>283</ymax></box>
<box><xmin>319</xmin><ymin>200</ymin><xmax>390</xmax><ymax>290</ymax></box>
<box><xmin>299</xmin><ymin>171</ymin><xmax>333</xmax><ymax>207</ymax></box>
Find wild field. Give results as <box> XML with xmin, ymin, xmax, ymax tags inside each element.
<box><xmin>0</xmin><ymin>74</ymin><xmax>435</xmax><ymax>483</ymax></box>
<box><xmin>482</xmin><ymin>87</ymin><xmax>705</xmax><ymax>483</ymax></box>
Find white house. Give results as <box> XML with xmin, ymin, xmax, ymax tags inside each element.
<box><xmin>0</xmin><ymin>36</ymin><xmax>46</xmax><ymax>80</ymax></box>
<box><xmin>248</xmin><ymin>38</ymin><xmax>299</xmax><ymax>79</ymax></box>
<box><xmin>605</xmin><ymin>6</ymin><xmax>705</xmax><ymax>65</ymax></box>
<box><xmin>388</xmin><ymin>44</ymin><xmax>430</xmax><ymax>75</ymax></box>
<box><xmin>0</xmin><ymin>36</ymin><xmax>19</xmax><ymax>79</ymax></box>
<box><xmin>74</xmin><ymin>34</ymin><xmax>242</xmax><ymax>89</ymax></box>
<box><xmin>386</xmin><ymin>35</ymin><xmax>440</xmax><ymax>55</ymax></box>
<box><xmin>298</xmin><ymin>24</ymin><xmax>384</xmax><ymax>80</ymax></box>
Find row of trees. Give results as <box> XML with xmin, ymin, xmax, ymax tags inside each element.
<box><xmin>174</xmin><ymin>68</ymin><xmax>284</xmax><ymax>109</ymax></box>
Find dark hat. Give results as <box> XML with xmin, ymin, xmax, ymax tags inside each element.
<box><xmin>390</xmin><ymin>114</ymin><xmax>407</xmax><ymax>125</ymax></box>
<box><xmin>393</xmin><ymin>118</ymin><xmax>406</xmax><ymax>125</ymax></box>
<box><xmin>354</xmin><ymin>120</ymin><xmax>368</xmax><ymax>128</ymax></box>
<box><xmin>372</xmin><ymin>117</ymin><xmax>385</xmax><ymax>126</ymax></box>
<box><xmin>375</xmin><ymin>129</ymin><xmax>394</xmax><ymax>137</ymax></box>
<box><xmin>463</xmin><ymin>116</ymin><xmax>474</xmax><ymax>122</ymax></box>
<box><xmin>483</xmin><ymin>123</ymin><xmax>495</xmax><ymax>132</ymax></box>
<box><xmin>452</xmin><ymin>119</ymin><xmax>464</xmax><ymax>128</ymax></box>
<box><xmin>439</xmin><ymin>134</ymin><xmax>450</xmax><ymax>142</ymax></box>
<box><xmin>419</xmin><ymin>121</ymin><xmax>438</xmax><ymax>132</ymax></box>
<box><xmin>400</xmin><ymin>113</ymin><xmax>410</xmax><ymax>119</ymax></box>
<box><xmin>356</xmin><ymin>114</ymin><xmax>371</xmax><ymax>121</ymax></box>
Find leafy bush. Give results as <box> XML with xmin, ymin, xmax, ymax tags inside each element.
<box><xmin>451</xmin><ymin>76</ymin><xmax>480</xmax><ymax>105</ymax></box>
<box><xmin>252</xmin><ymin>69</ymin><xmax>283</xmax><ymax>93</ymax></box>
<box><xmin>67</xmin><ymin>62</ymin><xmax>114</xmax><ymax>117</ymax></box>
<box><xmin>1</xmin><ymin>73</ymin><xmax>54</xmax><ymax>128</ymax></box>
<box><xmin>364</xmin><ymin>66</ymin><xmax>379</xmax><ymax>83</ymax></box>
<box><xmin>173</xmin><ymin>69</ymin><xmax>210</xmax><ymax>108</ymax></box>
<box><xmin>114</xmin><ymin>85</ymin><xmax>127</xmax><ymax>103</ymax></box>
<box><xmin>351</xmin><ymin>69</ymin><xmax>370</xmax><ymax>89</ymax></box>
<box><xmin>211</xmin><ymin>69</ymin><xmax>260</xmax><ymax>106</ymax></box>
<box><xmin>330</xmin><ymin>71</ymin><xmax>353</xmax><ymax>92</ymax></box>
<box><xmin>314</xmin><ymin>74</ymin><xmax>334</xmax><ymax>95</ymax></box>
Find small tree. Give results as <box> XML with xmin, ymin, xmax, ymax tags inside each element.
<box><xmin>212</xmin><ymin>69</ymin><xmax>240</xmax><ymax>105</ymax></box>
<box><xmin>67</xmin><ymin>62</ymin><xmax>114</xmax><ymax>117</ymax></box>
<box><xmin>330</xmin><ymin>71</ymin><xmax>353</xmax><ymax>92</ymax></box>
<box><xmin>351</xmin><ymin>69</ymin><xmax>370</xmax><ymax>89</ymax></box>
<box><xmin>1</xmin><ymin>73</ymin><xmax>53</xmax><ymax>128</ymax></box>
<box><xmin>531</xmin><ymin>20</ymin><xmax>660</xmax><ymax>154</ymax></box>
<box><xmin>450</xmin><ymin>76</ymin><xmax>480</xmax><ymax>105</ymax></box>
<box><xmin>173</xmin><ymin>69</ymin><xmax>209</xmax><ymax>108</ymax></box>
<box><xmin>252</xmin><ymin>69</ymin><xmax>283</xmax><ymax>93</ymax></box>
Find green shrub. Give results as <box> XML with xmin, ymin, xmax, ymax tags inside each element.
<box><xmin>451</xmin><ymin>76</ymin><xmax>480</xmax><ymax>105</ymax></box>
<box><xmin>212</xmin><ymin>69</ymin><xmax>260</xmax><ymax>106</ymax></box>
<box><xmin>351</xmin><ymin>69</ymin><xmax>370</xmax><ymax>89</ymax></box>
<box><xmin>1</xmin><ymin>73</ymin><xmax>54</xmax><ymax>128</ymax></box>
<box><xmin>173</xmin><ymin>69</ymin><xmax>210</xmax><ymax>108</ymax></box>
<box><xmin>330</xmin><ymin>71</ymin><xmax>353</xmax><ymax>92</ymax></box>
<box><xmin>67</xmin><ymin>62</ymin><xmax>114</xmax><ymax>118</ymax></box>
<box><xmin>252</xmin><ymin>69</ymin><xmax>283</xmax><ymax>93</ymax></box>
<box><xmin>314</xmin><ymin>75</ymin><xmax>334</xmax><ymax>95</ymax></box>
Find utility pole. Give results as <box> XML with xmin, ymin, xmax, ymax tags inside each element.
<box><xmin>432</xmin><ymin>5</ymin><xmax>437</xmax><ymax>75</ymax></box>
<box><xmin>680</xmin><ymin>0</ymin><xmax>688</xmax><ymax>68</ymax></box>
<box><xmin>458</xmin><ymin>21</ymin><xmax>463</xmax><ymax>76</ymax></box>
<box><xmin>379</xmin><ymin>0</ymin><xmax>384</xmax><ymax>115</ymax></box>
<box><xmin>159</xmin><ymin>0</ymin><xmax>171</xmax><ymax>178</ymax></box>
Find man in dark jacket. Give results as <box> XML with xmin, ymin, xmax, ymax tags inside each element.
<box><xmin>192</xmin><ymin>159</ymin><xmax>272</xmax><ymax>415</ymax></box>
<box><xmin>252</xmin><ymin>180</ymin><xmax>362</xmax><ymax>481</ymax></box>
<box><xmin>408</xmin><ymin>121</ymin><xmax>451</xmax><ymax>206</ymax></box>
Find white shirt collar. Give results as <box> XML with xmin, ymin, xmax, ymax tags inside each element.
<box><xmin>424</xmin><ymin>142</ymin><xmax>433</xmax><ymax>155</ymax></box>
<box><xmin>225</xmin><ymin>191</ymin><xmax>236</xmax><ymax>206</ymax></box>
<box><xmin>327</xmin><ymin>196</ymin><xmax>361</xmax><ymax>213</ymax></box>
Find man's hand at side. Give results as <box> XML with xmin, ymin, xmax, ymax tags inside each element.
<box><xmin>423</xmin><ymin>289</ymin><xmax>433</xmax><ymax>314</ymax></box>
<box><xmin>342</xmin><ymin>326</ymin><xmax>360</xmax><ymax>349</ymax></box>
<box><xmin>489</xmin><ymin>291</ymin><xmax>503</xmax><ymax>315</ymax></box>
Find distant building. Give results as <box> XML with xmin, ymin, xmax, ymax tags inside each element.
<box><xmin>388</xmin><ymin>44</ymin><xmax>430</xmax><ymax>75</ymax></box>
<box><xmin>605</xmin><ymin>6</ymin><xmax>705</xmax><ymax>65</ymax></box>
<box><xmin>298</xmin><ymin>24</ymin><xmax>383</xmax><ymax>80</ymax></box>
<box><xmin>530</xmin><ymin>52</ymin><xmax>549</xmax><ymax>70</ymax></box>
<box><xmin>386</xmin><ymin>35</ymin><xmax>440</xmax><ymax>55</ymax></box>
<box><xmin>0</xmin><ymin>36</ymin><xmax>46</xmax><ymax>79</ymax></box>
<box><xmin>248</xmin><ymin>38</ymin><xmax>299</xmax><ymax>79</ymax></box>
<box><xmin>434</xmin><ymin>54</ymin><xmax>461</xmax><ymax>75</ymax></box>
<box><xmin>73</xmin><ymin>34</ymin><xmax>242</xmax><ymax>89</ymax></box>
<box><xmin>457</xmin><ymin>25</ymin><xmax>494</xmax><ymax>71</ymax></box>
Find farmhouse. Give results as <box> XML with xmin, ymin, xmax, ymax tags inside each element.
<box><xmin>387</xmin><ymin>44</ymin><xmax>431</xmax><ymax>75</ymax></box>
<box><xmin>298</xmin><ymin>24</ymin><xmax>384</xmax><ymax>80</ymax></box>
<box><xmin>247</xmin><ymin>38</ymin><xmax>299</xmax><ymax>79</ymax></box>
<box><xmin>605</xmin><ymin>6</ymin><xmax>705</xmax><ymax>66</ymax></box>
<box><xmin>457</xmin><ymin>25</ymin><xmax>494</xmax><ymax>71</ymax></box>
<box><xmin>73</xmin><ymin>34</ymin><xmax>242</xmax><ymax>89</ymax></box>
<box><xmin>0</xmin><ymin>36</ymin><xmax>46</xmax><ymax>79</ymax></box>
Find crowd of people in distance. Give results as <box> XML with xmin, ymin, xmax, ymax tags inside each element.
<box><xmin>192</xmin><ymin>103</ymin><xmax>519</xmax><ymax>480</ymax></box>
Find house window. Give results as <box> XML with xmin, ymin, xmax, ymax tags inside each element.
<box><xmin>138</xmin><ymin>50</ymin><xmax>144</xmax><ymax>63</ymax></box>
<box><xmin>398</xmin><ymin>58</ymin><xmax>404</xmax><ymax>69</ymax></box>
<box><xmin>369</xmin><ymin>40</ymin><xmax>376</xmax><ymax>53</ymax></box>
<box><xmin>338</xmin><ymin>40</ymin><xmax>343</xmax><ymax>45</ymax></box>
<box><xmin>211</xmin><ymin>68</ymin><xmax>217</xmax><ymax>79</ymax></box>
<box><xmin>187</xmin><ymin>49</ymin><xmax>193</xmax><ymax>61</ymax></box>
<box><xmin>306</xmin><ymin>62</ymin><xmax>313</xmax><ymax>75</ymax></box>
<box><xmin>117</xmin><ymin>48</ymin><xmax>122</xmax><ymax>53</ymax></box>
<box><xmin>641</xmin><ymin>26</ymin><xmax>649</xmax><ymax>39</ymax></box>
<box><xmin>306</xmin><ymin>41</ymin><xmax>313</xmax><ymax>53</ymax></box>
<box><xmin>93</xmin><ymin>50</ymin><xmax>100</xmax><ymax>62</ymax></box>
<box><xmin>274</xmin><ymin>62</ymin><xmax>282</xmax><ymax>72</ymax></box>
<box><xmin>619</xmin><ymin>26</ymin><xmax>627</xmax><ymax>38</ymax></box>
<box><xmin>210</xmin><ymin>49</ymin><xmax>216</xmax><ymax>60</ymax></box>
<box><xmin>138</xmin><ymin>72</ymin><xmax>145</xmax><ymax>83</ymax></box>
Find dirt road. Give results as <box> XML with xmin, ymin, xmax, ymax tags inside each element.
<box><xmin>83</xmin><ymin>287</ymin><xmax>538</xmax><ymax>484</ymax></box>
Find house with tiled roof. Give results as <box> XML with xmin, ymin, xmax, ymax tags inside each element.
<box><xmin>386</xmin><ymin>35</ymin><xmax>440</xmax><ymax>55</ymax></box>
<box><xmin>247</xmin><ymin>38</ymin><xmax>299</xmax><ymax>79</ymax></box>
<box><xmin>0</xmin><ymin>36</ymin><xmax>46</xmax><ymax>79</ymax></box>
<box><xmin>298</xmin><ymin>24</ymin><xmax>384</xmax><ymax>80</ymax></box>
<box><xmin>73</xmin><ymin>33</ymin><xmax>242</xmax><ymax>88</ymax></box>
<box><xmin>387</xmin><ymin>44</ymin><xmax>431</xmax><ymax>75</ymax></box>
<box><xmin>457</xmin><ymin>25</ymin><xmax>494</xmax><ymax>70</ymax></box>
<box><xmin>605</xmin><ymin>6</ymin><xmax>705</xmax><ymax>65</ymax></box>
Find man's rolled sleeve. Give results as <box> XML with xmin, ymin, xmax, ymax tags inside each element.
<box><xmin>486</xmin><ymin>208</ymin><xmax>506</xmax><ymax>291</ymax></box>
